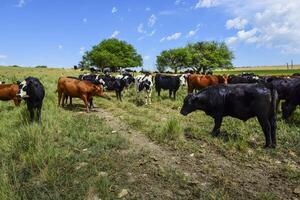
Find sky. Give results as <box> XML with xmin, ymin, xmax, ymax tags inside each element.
<box><xmin>0</xmin><ymin>0</ymin><xmax>299</xmax><ymax>70</ymax></box>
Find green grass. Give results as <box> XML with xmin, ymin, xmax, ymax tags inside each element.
<box><xmin>0</xmin><ymin>66</ymin><xmax>300</xmax><ymax>199</ymax></box>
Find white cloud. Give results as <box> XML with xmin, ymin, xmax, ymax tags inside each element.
<box><xmin>58</xmin><ymin>45</ymin><xmax>63</xmax><ymax>50</ymax></box>
<box><xmin>0</xmin><ymin>54</ymin><xmax>7</xmax><ymax>59</ymax></box>
<box><xmin>149</xmin><ymin>30</ymin><xmax>156</xmax><ymax>36</ymax></box>
<box><xmin>208</xmin><ymin>0</ymin><xmax>300</xmax><ymax>54</ymax></box>
<box><xmin>159</xmin><ymin>10</ymin><xmax>176</xmax><ymax>16</ymax></box>
<box><xmin>137</xmin><ymin>23</ymin><xmax>146</xmax><ymax>34</ymax></box>
<box><xmin>226</xmin><ymin>17</ymin><xmax>248</xmax><ymax>30</ymax></box>
<box><xmin>16</xmin><ymin>0</ymin><xmax>25</xmax><ymax>7</ymax></box>
<box><xmin>186</xmin><ymin>26</ymin><xmax>200</xmax><ymax>38</ymax></box>
<box><xmin>148</xmin><ymin>14</ymin><xmax>157</xmax><ymax>27</ymax></box>
<box><xmin>111</xmin><ymin>6</ymin><xmax>118</xmax><ymax>14</ymax></box>
<box><xmin>79</xmin><ymin>47</ymin><xmax>85</xmax><ymax>55</ymax></box>
<box><xmin>111</xmin><ymin>30</ymin><xmax>120</xmax><ymax>38</ymax></box>
<box><xmin>143</xmin><ymin>55</ymin><xmax>151</xmax><ymax>60</ymax></box>
<box><xmin>83</xmin><ymin>18</ymin><xmax>87</xmax><ymax>23</ymax></box>
<box><xmin>175</xmin><ymin>0</ymin><xmax>184</xmax><ymax>5</ymax></box>
<box><xmin>195</xmin><ymin>0</ymin><xmax>219</xmax><ymax>8</ymax></box>
<box><xmin>160</xmin><ymin>32</ymin><xmax>182</xmax><ymax>42</ymax></box>
<box><xmin>145</xmin><ymin>7</ymin><xmax>151</xmax><ymax>11</ymax></box>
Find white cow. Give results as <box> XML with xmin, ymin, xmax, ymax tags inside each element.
<box><xmin>135</xmin><ymin>74</ymin><xmax>153</xmax><ymax>105</ymax></box>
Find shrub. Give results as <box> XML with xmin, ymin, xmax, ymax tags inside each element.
<box><xmin>160</xmin><ymin>117</ymin><xmax>183</xmax><ymax>141</ymax></box>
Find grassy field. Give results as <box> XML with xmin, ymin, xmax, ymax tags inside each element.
<box><xmin>0</xmin><ymin>66</ymin><xmax>300</xmax><ymax>199</ymax></box>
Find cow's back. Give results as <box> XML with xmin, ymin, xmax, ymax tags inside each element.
<box><xmin>58</xmin><ymin>77</ymin><xmax>94</xmax><ymax>97</ymax></box>
<box><xmin>155</xmin><ymin>75</ymin><xmax>180</xmax><ymax>90</ymax></box>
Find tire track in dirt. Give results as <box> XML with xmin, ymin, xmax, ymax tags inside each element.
<box><xmin>93</xmin><ymin>107</ymin><xmax>298</xmax><ymax>200</ymax></box>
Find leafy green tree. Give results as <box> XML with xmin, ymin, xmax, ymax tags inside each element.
<box><xmin>156</xmin><ymin>48</ymin><xmax>191</xmax><ymax>73</ymax></box>
<box><xmin>187</xmin><ymin>41</ymin><xmax>234</xmax><ymax>73</ymax></box>
<box><xmin>81</xmin><ymin>38</ymin><xmax>142</xmax><ymax>70</ymax></box>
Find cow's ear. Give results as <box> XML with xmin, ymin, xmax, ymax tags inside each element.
<box><xmin>17</xmin><ymin>81</ymin><xmax>21</xmax><ymax>85</ymax></box>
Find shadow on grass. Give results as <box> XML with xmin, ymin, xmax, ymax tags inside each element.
<box><xmin>61</xmin><ymin>104</ymin><xmax>99</xmax><ymax>113</ymax></box>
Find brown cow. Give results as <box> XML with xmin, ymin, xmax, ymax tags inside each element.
<box><xmin>187</xmin><ymin>74</ymin><xmax>228</xmax><ymax>93</ymax></box>
<box><xmin>57</xmin><ymin>77</ymin><xmax>106</xmax><ymax>112</ymax></box>
<box><xmin>0</xmin><ymin>84</ymin><xmax>21</xmax><ymax>106</ymax></box>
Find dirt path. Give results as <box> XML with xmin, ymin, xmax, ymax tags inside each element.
<box><xmin>93</xmin><ymin>107</ymin><xmax>299</xmax><ymax>200</ymax></box>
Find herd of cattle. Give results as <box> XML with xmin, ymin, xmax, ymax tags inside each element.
<box><xmin>1</xmin><ymin>71</ymin><xmax>300</xmax><ymax>148</ymax></box>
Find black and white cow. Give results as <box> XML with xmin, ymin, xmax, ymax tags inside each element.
<box><xmin>135</xmin><ymin>74</ymin><xmax>153</xmax><ymax>105</ymax></box>
<box><xmin>180</xmin><ymin>83</ymin><xmax>278</xmax><ymax>148</ymax></box>
<box><xmin>79</xmin><ymin>74</ymin><xmax>105</xmax><ymax>85</ymax></box>
<box><xmin>154</xmin><ymin>74</ymin><xmax>186</xmax><ymax>99</ymax></box>
<box><xmin>17</xmin><ymin>77</ymin><xmax>45</xmax><ymax>123</ymax></box>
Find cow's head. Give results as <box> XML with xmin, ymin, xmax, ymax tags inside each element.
<box><xmin>93</xmin><ymin>84</ymin><xmax>104</xmax><ymax>96</ymax></box>
<box><xmin>138</xmin><ymin>80</ymin><xmax>152</xmax><ymax>92</ymax></box>
<box><xmin>180</xmin><ymin>91</ymin><xmax>209</xmax><ymax>116</ymax></box>
<box><xmin>17</xmin><ymin>80</ymin><xmax>30</xmax><ymax>98</ymax></box>
<box><xmin>180</xmin><ymin>94</ymin><xmax>199</xmax><ymax>116</ymax></box>
<box><xmin>281</xmin><ymin>101</ymin><xmax>296</xmax><ymax>120</ymax></box>
<box><xmin>179</xmin><ymin>75</ymin><xmax>187</xmax><ymax>86</ymax></box>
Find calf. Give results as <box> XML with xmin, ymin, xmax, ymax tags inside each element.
<box><xmin>18</xmin><ymin>77</ymin><xmax>45</xmax><ymax>123</ymax></box>
<box><xmin>135</xmin><ymin>74</ymin><xmax>153</xmax><ymax>105</ymax></box>
<box><xmin>57</xmin><ymin>77</ymin><xmax>105</xmax><ymax>112</ymax></box>
<box><xmin>0</xmin><ymin>84</ymin><xmax>21</xmax><ymax>106</ymax></box>
<box><xmin>180</xmin><ymin>84</ymin><xmax>278</xmax><ymax>148</ymax></box>
<box><xmin>154</xmin><ymin>74</ymin><xmax>183</xmax><ymax>99</ymax></box>
<box><xmin>281</xmin><ymin>82</ymin><xmax>300</xmax><ymax>120</ymax></box>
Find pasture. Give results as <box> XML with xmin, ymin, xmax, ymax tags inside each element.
<box><xmin>0</xmin><ymin>66</ymin><xmax>300</xmax><ymax>200</ymax></box>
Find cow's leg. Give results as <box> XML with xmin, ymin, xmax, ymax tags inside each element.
<box><xmin>69</xmin><ymin>97</ymin><xmax>73</xmax><ymax>106</ymax></box>
<box><xmin>269</xmin><ymin>113</ymin><xmax>277</xmax><ymax>148</ymax></box>
<box><xmin>211</xmin><ymin>114</ymin><xmax>223</xmax><ymax>137</ymax></box>
<box><xmin>37</xmin><ymin>106</ymin><xmax>42</xmax><ymax>124</ymax></box>
<box><xmin>89</xmin><ymin>97</ymin><xmax>94</xmax><ymax>109</ymax></box>
<box><xmin>169</xmin><ymin>90</ymin><xmax>172</xmax><ymax>98</ymax></box>
<box><xmin>81</xmin><ymin>95</ymin><xmax>89</xmax><ymax>112</ymax></box>
<box><xmin>61</xmin><ymin>93</ymin><xmax>65</xmax><ymax>107</ymax></box>
<box><xmin>257</xmin><ymin>116</ymin><xmax>272</xmax><ymax>148</ymax></box>
<box><xmin>58</xmin><ymin>91</ymin><xmax>62</xmax><ymax>106</ymax></box>
<box><xmin>29</xmin><ymin>108</ymin><xmax>34</xmax><ymax>123</ymax></box>
<box><xmin>157</xmin><ymin>88</ymin><xmax>161</xmax><ymax>97</ymax></box>
<box><xmin>148</xmin><ymin>91</ymin><xmax>152</xmax><ymax>105</ymax></box>
<box><xmin>115</xmin><ymin>90</ymin><xmax>119</xmax><ymax>100</ymax></box>
<box><xmin>188</xmin><ymin>86</ymin><xmax>193</xmax><ymax>94</ymax></box>
<box><xmin>119</xmin><ymin>92</ymin><xmax>122</xmax><ymax>101</ymax></box>
<box><xmin>13</xmin><ymin>97</ymin><xmax>21</xmax><ymax>106</ymax></box>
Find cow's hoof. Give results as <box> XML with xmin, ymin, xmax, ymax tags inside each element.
<box><xmin>211</xmin><ymin>131</ymin><xmax>220</xmax><ymax>137</ymax></box>
<box><xmin>263</xmin><ymin>144</ymin><xmax>274</xmax><ymax>149</ymax></box>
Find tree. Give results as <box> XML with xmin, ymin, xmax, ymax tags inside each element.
<box><xmin>81</xmin><ymin>38</ymin><xmax>142</xmax><ymax>70</ymax></box>
<box><xmin>156</xmin><ymin>48</ymin><xmax>191</xmax><ymax>73</ymax></box>
<box><xmin>187</xmin><ymin>41</ymin><xmax>234</xmax><ymax>73</ymax></box>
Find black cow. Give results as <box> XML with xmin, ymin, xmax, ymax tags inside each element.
<box><xmin>180</xmin><ymin>84</ymin><xmax>278</xmax><ymax>148</ymax></box>
<box><xmin>281</xmin><ymin>82</ymin><xmax>300</xmax><ymax>120</ymax></box>
<box><xmin>155</xmin><ymin>74</ymin><xmax>184</xmax><ymax>99</ymax></box>
<box><xmin>228</xmin><ymin>74</ymin><xmax>262</xmax><ymax>84</ymax></box>
<box><xmin>113</xmin><ymin>78</ymin><xmax>127</xmax><ymax>101</ymax></box>
<box><xmin>17</xmin><ymin>77</ymin><xmax>45</xmax><ymax>123</ymax></box>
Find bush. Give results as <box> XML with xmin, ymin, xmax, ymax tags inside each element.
<box><xmin>35</xmin><ymin>65</ymin><xmax>47</xmax><ymax>68</ymax></box>
<box><xmin>160</xmin><ymin>117</ymin><xmax>183</xmax><ymax>141</ymax></box>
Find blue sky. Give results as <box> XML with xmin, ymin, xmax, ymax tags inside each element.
<box><xmin>0</xmin><ymin>0</ymin><xmax>299</xmax><ymax>70</ymax></box>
